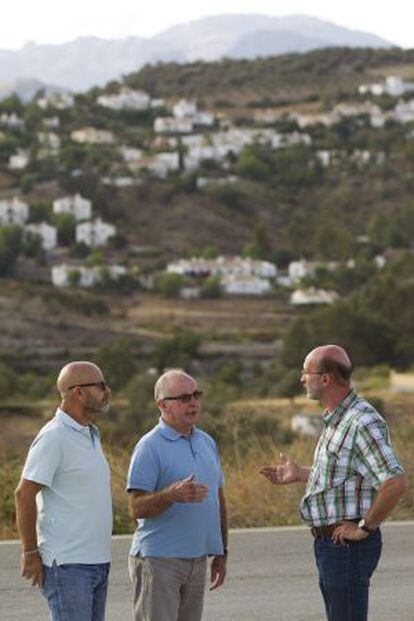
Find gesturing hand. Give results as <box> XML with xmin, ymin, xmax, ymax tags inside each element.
<box><xmin>168</xmin><ymin>474</ymin><xmax>209</xmax><ymax>503</ymax></box>
<box><xmin>260</xmin><ymin>453</ymin><xmax>304</xmax><ymax>485</ymax></box>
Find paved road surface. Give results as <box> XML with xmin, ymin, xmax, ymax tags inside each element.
<box><xmin>1</xmin><ymin>523</ymin><xmax>413</xmax><ymax>620</ymax></box>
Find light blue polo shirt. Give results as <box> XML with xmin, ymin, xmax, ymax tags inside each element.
<box><xmin>22</xmin><ymin>408</ymin><xmax>112</xmax><ymax>567</ymax></box>
<box><xmin>127</xmin><ymin>418</ymin><xmax>225</xmax><ymax>558</ymax></box>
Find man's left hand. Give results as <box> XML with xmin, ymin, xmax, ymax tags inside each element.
<box><xmin>209</xmin><ymin>554</ymin><xmax>227</xmax><ymax>591</ymax></box>
<box><xmin>332</xmin><ymin>521</ymin><xmax>370</xmax><ymax>545</ymax></box>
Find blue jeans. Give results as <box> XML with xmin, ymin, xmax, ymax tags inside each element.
<box><xmin>314</xmin><ymin>529</ymin><xmax>382</xmax><ymax>621</ymax></box>
<box><xmin>42</xmin><ymin>562</ymin><xmax>110</xmax><ymax>621</ymax></box>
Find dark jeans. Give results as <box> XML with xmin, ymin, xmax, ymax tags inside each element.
<box><xmin>314</xmin><ymin>529</ymin><xmax>382</xmax><ymax>621</ymax></box>
<box><xmin>42</xmin><ymin>562</ymin><xmax>110</xmax><ymax>621</ymax></box>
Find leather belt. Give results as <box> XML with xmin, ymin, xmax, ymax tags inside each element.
<box><xmin>310</xmin><ymin>519</ymin><xmax>360</xmax><ymax>539</ymax></box>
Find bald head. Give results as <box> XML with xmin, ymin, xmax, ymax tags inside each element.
<box><xmin>57</xmin><ymin>361</ymin><xmax>105</xmax><ymax>397</ymax></box>
<box><xmin>306</xmin><ymin>345</ymin><xmax>352</xmax><ymax>386</ymax></box>
<box><xmin>154</xmin><ymin>369</ymin><xmax>195</xmax><ymax>401</ymax></box>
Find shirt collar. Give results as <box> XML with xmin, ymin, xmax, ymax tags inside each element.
<box><xmin>323</xmin><ymin>388</ymin><xmax>357</xmax><ymax>426</ymax></box>
<box><xmin>55</xmin><ymin>408</ymin><xmax>100</xmax><ymax>438</ymax></box>
<box><xmin>157</xmin><ymin>417</ymin><xmax>197</xmax><ymax>441</ymax></box>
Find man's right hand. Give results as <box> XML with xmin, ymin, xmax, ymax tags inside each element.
<box><xmin>21</xmin><ymin>552</ymin><xmax>44</xmax><ymax>588</ymax></box>
<box><xmin>167</xmin><ymin>474</ymin><xmax>209</xmax><ymax>503</ymax></box>
<box><xmin>260</xmin><ymin>453</ymin><xmax>308</xmax><ymax>485</ymax></box>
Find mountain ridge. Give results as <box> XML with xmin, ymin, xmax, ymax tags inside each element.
<box><xmin>0</xmin><ymin>14</ymin><xmax>395</xmax><ymax>93</ymax></box>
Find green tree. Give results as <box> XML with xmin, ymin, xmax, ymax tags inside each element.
<box><xmin>158</xmin><ymin>272</ymin><xmax>184</xmax><ymax>298</ymax></box>
<box><xmin>53</xmin><ymin>213</ymin><xmax>76</xmax><ymax>246</ymax></box>
<box><xmin>0</xmin><ymin>225</ymin><xmax>23</xmax><ymax>276</ymax></box>
<box><xmin>94</xmin><ymin>339</ymin><xmax>139</xmax><ymax>391</ymax></box>
<box><xmin>200</xmin><ymin>275</ymin><xmax>222</xmax><ymax>299</ymax></box>
<box><xmin>154</xmin><ymin>332</ymin><xmax>201</xmax><ymax>373</ymax></box>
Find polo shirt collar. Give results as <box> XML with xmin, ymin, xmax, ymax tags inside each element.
<box><xmin>158</xmin><ymin>417</ymin><xmax>197</xmax><ymax>441</ymax></box>
<box><xmin>323</xmin><ymin>388</ymin><xmax>357</xmax><ymax>426</ymax></box>
<box><xmin>55</xmin><ymin>408</ymin><xmax>100</xmax><ymax>437</ymax></box>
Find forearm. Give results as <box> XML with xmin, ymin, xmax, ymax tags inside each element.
<box><xmin>365</xmin><ymin>473</ymin><xmax>408</xmax><ymax>529</ymax></box>
<box><xmin>15</xmin><ymin>491</ymin><xmax>38</xmax><ymax>551</ymax></box>
<box><xmin>129</xmin><ymin>488</ymin><xmax>174</xmax><ymax>519</ymax></box>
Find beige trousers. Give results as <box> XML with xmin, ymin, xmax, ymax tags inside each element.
<box><xmin>128</xmin><ymin>555</ymin><xmax>207</xmax><ymax>621</ymax></box>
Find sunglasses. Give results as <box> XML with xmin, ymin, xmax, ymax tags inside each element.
<box><xmin>163</xmin><ymin>390</ymin><xmax>204</xmax><ymax>404</ymax></box>
<box><xmin>68</xmin><ymin>381</ymin><xmax>109</xmax><ymax>391</ymax></box>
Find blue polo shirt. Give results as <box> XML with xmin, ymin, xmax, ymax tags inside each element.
<box><xmin>127</xmin><ymin>418</ymin><xmax>224</xmax><ymax>558</ymax></box>
<box><xmin>22</xmin><ymin>408</ymin><xmax>112</xmax><ymax>567</ymax></box>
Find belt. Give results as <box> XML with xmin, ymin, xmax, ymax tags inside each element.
<box><xmin>310</xmin><ymin>519</ymin><xmax>360</xmax><ymax>539</ymax></box>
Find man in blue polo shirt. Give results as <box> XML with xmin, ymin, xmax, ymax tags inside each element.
<box><xmin>127</xmin><ymin>369</ymin><xmax>228</xmax><ymax>621</ymax></box>
<box><xmin>14</xmin><ymin>361</ymin><xmax>113</xmax><ymax>621</ymax></box>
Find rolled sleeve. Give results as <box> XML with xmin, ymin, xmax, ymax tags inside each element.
<box><xmin>354</xmin><ymin>420</ymin><xmax>404</xmax><ymax>488</ymax></box>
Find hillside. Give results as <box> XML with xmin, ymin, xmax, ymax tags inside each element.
<box><xmin>1</xmin><ymin>47</ymin><xmax>414</xmax><ymax>377</ymax></box>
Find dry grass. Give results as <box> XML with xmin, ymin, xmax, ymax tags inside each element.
<box><xmin>1</xmin><ymin>391</ymin><xmax>414</xmax><ymax>540</ymax></box>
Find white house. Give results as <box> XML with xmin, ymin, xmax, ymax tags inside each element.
<box><xmin>0</xmin><ymin>196</ymin><xmax>29</xmax><ymax>225</ymax></box>
<box><xmin>0</xmin><ymin>112</ymin><xmax>24</xmax><ymax>129</ymax></box>
<box><xmin>97</xmin><ymin>88</ymin><xmax>151</xmax><ymax>110</ymax></box>
<box><xmin>154</xmin><ymin>117</ymin><xmax>193</xmax><ymax>134</ymax></box>
<box><xmin>393</xmin><ymin>100</ymin><xmax>414</xmax><ymax>124</ymax></box>
<box><xmin>53</xmin><ymin>194</ymin><xmax>92</xmax><ymax>221</ymax></box>
<box><xmin>37</xmin><ymin>132</ymin><xmax>61</xmax><ymax>151</ymax></box>
<box><xmin>119</xmin><ymin>146</ymin><xmax>143</xmax><ymax>162</ymax></box>
<box><xmin>221</xmin><ymin>273</ymin><xmax>272</xmax><ymax>295</ymax></box>
<box><xmin>359</xmin><ymin>75</ymin><xmax>414</xmax><ymax>98</ymax></box>
<box><xmin>288</xmin><ymin>260</ymin><xmax>313</xmax><ymax>283</ymax></box>
<box><xmin>291</xmin><ymin>112</ymin><xmax>338</xmax><ymax>128</ymax></box>
<box><xmin>37</xmin><ymin>92</ymin><xmax>74</xmax><ymax>110</ymax></box>
<box><xmin>147</xmin><ymin>152</ymin><xmax>180</xmax><ymax>178</ymax></box>
<box><xmin>196</xmin><ymin>175</ymin><xmax>238</xmax><ymax>189</ymax></box>
<box><xmin>184</xmin><ymin>145</ymin><xmax>219</xmax><ymax>171</ymax></box>
<box><xmin>193</xmin><ymin>112</ymin><xmax>215</xmax><ymax>127</ymax></box>
<box><xmin>8</xmin><ymin>150</ymin><xmax>29</xmax><ymax>170</ymax></box>
<box><xmin>51</xmin><ymin>263</ymin><xmax>126</xmax><ymax>287</ymax></box>
<box><xmin>290</xmin><ymin>288</ymin><xmax>339</xmax><ymax>306</ymax></box>
<box><xmin>173</xmin><ymin>99</ymin><xmax>198</xmax><ymax>119</ymax></box>
<box><xmin>25</xmin><ymin>222</ymin><xmax>58</xmax><ymax>250</ymax></box>
<box><xmin>167</xmin><ymin>256</ymin><xmax>277</xmax><ymax>279</ymax></box>
<box><xmin>71</xmin><ymin>127</ymin><xmax>115</xmax><ymax>144</ymax></box>
<box><xmin>76</xmin><ymin>218</ymin><xmax>116</xmax><ymax>247</ymax></box>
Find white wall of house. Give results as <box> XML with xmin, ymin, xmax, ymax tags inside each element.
<box><xmin>0</xmin><ymin>196</ymin><xmax>29</xmax><ymax>225</ymax></box>
<box><xmin>53</xmin><ymin>194</ymin><xmax>92</xmax><ymax>221</ymax></box>
<box><xmin>76</xmin><ymin>218</ymin><xmax>116</xmax><ymax>247</ymax></box>
<box><xmin>26</xmin><ymin>222</ymin><xmax>58</xmax><ymax>250</ymax></box>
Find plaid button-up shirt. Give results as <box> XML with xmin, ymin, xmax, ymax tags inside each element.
<box><xmin>300</xmin><ymin>389</ymin><xmax>404</xmax><ymax>526</ymax></box>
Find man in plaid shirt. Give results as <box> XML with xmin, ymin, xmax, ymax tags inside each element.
<box><xmin>261</xmin><ymin>344</ymin><xmax>407</xmax><ymax>621</ymax></box>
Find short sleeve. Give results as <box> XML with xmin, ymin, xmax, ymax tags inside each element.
<box><xmin>127</xmin><ymin>440</ymin><xmax>160</xmax><ymax>493</ymax></box>
<box><xmin>22</xmin><ymin>430</ymin><xmax>61</xmax><ymax>487</ymax></box>
<box><xmin>353</xmin><ymin>418</ymin><xmax>404</xmax><ymax>489</ymax></box>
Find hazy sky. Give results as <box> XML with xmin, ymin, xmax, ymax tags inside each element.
<box><xmin>2</xmin><ymin>0</ymin><xmax>414</xmax><ymax>50</ymax></box>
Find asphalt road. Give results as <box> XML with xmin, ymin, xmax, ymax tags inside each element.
<box><xmin>1</xmin><ymin>523</ymin><xmax>413</xmax><ymax>621</ymax></box>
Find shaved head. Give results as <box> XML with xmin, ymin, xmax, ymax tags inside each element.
<box><xmin>306</xmin><ymin>345</ymin><xmax>352</xmax><ymax>385</ymax></box>
<box><xmin>57</xmin><ymin>361</ymin><xmax>105</xmax><ymax>397</ymax></box>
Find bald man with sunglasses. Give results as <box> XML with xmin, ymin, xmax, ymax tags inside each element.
<box><xmin>15</xmin><ymin>361</ymin><xmax>113</xmax><ymax>621</ymax></box>
<box><xmin>127</xmin><ymin>369</ymin><xmax>228</xmax><ymax>621</ymax></box>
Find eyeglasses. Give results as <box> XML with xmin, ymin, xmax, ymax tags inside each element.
<box><xmin>67</xmin><ymin>381</ymin><xmax>109</xmax><ymax>391</ymax></box>
<box><xmin>163</xmin><ymin>390</ymin><xmax>204</xmax><ymax>403</ymax></box>
<box><xmin>301</xmin><ymin>370</ymin><xmax>324</xmax><ymax>376</ymax></box>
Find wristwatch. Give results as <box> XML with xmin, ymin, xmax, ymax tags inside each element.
<box><xmin>358</xmin><ymin>518</ymin><xmax>376</xmax><ymax>534</ymax></box>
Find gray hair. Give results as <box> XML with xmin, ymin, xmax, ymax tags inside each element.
<box><xmin>154</xmin><ymin>369</ymin><xmax>193</xmax><ymax>400</ymax></box>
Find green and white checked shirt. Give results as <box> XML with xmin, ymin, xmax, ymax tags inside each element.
<box><xmin>300</xmin><ymin>389</ymin><xmax>404</xmax><ymax>526</ymax></box>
